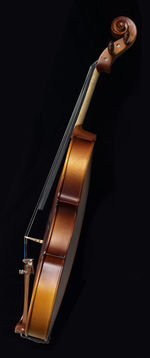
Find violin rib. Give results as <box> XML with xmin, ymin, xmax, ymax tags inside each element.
<box><xmin>25</xmin><ymin>126</ymin><xmax>96</xmax><ymax>342</ymax></box>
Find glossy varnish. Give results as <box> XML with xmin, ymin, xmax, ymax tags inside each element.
<box><xmin>18</xmin><ymin>125</ymin><xmax>96</xmax><ymax>342</ymax></box>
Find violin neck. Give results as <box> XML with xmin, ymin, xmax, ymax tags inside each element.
<box><xmin>75</xmin><ymin>67</ymin><xmax>100</xmax><ymax>127</ymax></box>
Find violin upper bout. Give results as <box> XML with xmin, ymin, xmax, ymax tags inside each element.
<box><xmin>72</xmin><ymin>125</ymin><xmax>96</xmax><ymax>142</ymax></box>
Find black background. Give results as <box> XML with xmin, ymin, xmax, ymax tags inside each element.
<box><xmin>1</xmin><ymin>0</ymin><xmax>150</xmax><ymax>356</ymax></box>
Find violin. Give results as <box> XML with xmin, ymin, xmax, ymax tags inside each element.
<box><xmin>15</xmin><ymin>16</ymin><xmax>137</xmax><ymax>343</ymax></box>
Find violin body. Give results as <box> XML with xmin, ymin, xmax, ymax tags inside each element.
<box><xmin>15</xmin><ymin>125</ymin><xmax>96</xmax><ymax>342</ymax></box>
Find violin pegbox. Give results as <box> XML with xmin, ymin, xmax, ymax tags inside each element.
<box><xmin>96</xmin><ymin>16</ymin><xmax>137</xmax><ymax>73</ymax></box>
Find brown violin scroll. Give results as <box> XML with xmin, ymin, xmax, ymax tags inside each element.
<box><xmin>96</xmin><ymin>16</ymin><xmax>137</xmax><ymax>73</ymax></box>
<box><xmin>111</xmin><ymin>17</ymin><xmax>129</xmax><ymax>39</ymax></box>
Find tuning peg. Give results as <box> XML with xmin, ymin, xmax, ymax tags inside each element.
<box><xmin>123</xmin><ymin>30</ymin><xmax>130</xmax><ymax>44</ymax></box>
<box><xmin>108</xmin><ymin>40</ymin><xmax>114</xmax><ymax>55</ymax></box>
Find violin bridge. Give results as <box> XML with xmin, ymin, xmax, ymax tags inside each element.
<box><xmin>25</xmin><ymin>236</ymin><xmax>43</xmax><ymax>244</ymax></box>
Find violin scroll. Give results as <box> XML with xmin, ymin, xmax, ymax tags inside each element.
<box><xmin>96</xmin><ymin>16</ymin><xmax>137</xmax><ymax>73</ymax></box>
<box><xmin>111</xmin><ymin>17</ymin><xmax>129</xmax><ymax>40</ymax></box>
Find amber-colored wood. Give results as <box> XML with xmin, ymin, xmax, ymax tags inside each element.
<box><xmin>15</xmin><ymin>126</ymin><xmax>96</xmax><ymax>342</ymax></box>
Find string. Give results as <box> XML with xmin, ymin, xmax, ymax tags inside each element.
<box><xmin>24</xmin><ymin>61</ymin><xmax>97</xmax><ymax>258</ymax></box>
